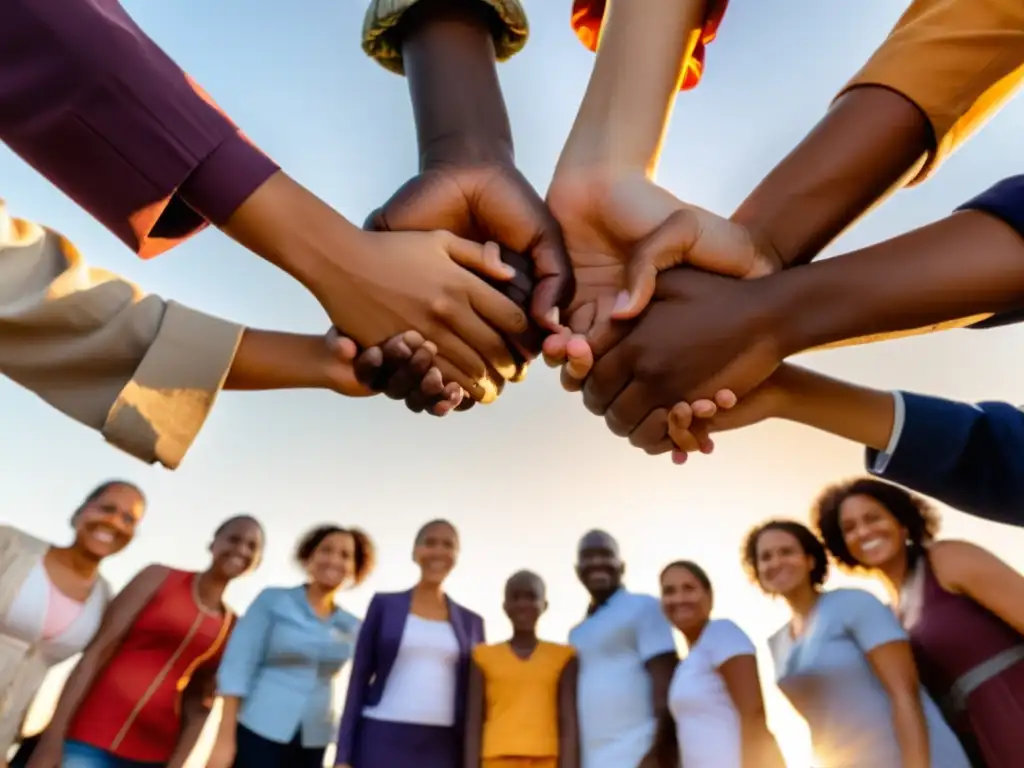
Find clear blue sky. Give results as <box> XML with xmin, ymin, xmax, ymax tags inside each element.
<box><xmin>3</xmin><ymin>1</ymin><xmax>1024</xmax><ymax>764</ymax></box>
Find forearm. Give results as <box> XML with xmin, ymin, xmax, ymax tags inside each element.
<box><xmin>167</xmin><ymin>698</ymin><xmax>212</xmax><ymax>768</ymax></box>
<box><xmin>556</xmin><ymin>0</ymin><xmax>706</xmax><ymax>175</ymax></box>
<box><xmin>770</xmin><ymin>210</ymin><xmax>1024</xmax><ymax>354</ymax></box>
<box><xmin>775</xmin><ymin>366</ymin><xmax>895</xmax><ymax>452</ymax></box>
<box><xmin>740</xmin><ymin>721</ymin><xmax>785</xmax><ymax>768</ymax></box>
<box><xmin>212</xmin><ymin>697</ymin><xmax>240</xmax><ymax>745</ymax></box>
<box><xmin>891</xmin><ymin>697</ymin><xmax>930</xmax><ymax>768</ymax></box>
<box><xmin>732</xmin><ymin>86</ymin><xmax>931</xmax><ymax>267</ymax></box>
<box><xmin>224</xmin><ymin>332</ymin><xmax>333</xmax><ymax>391</ymax></box>
<box><xmin>401</xmin><ymin>0</ymin><xmax>514</xmax><ymax>167</ymax></box>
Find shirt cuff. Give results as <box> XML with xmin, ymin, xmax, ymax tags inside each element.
<box><xmin>102</xmin><ymin>302</ymin><xmax>244</xmax><ymax>469</ymax></box>
<box><xmin>869</xmin><ymin>391</ymin><xmax>906</xmax><ymax>474</ymax></box>
<box><xmin>362</xmin><ymin>0</ymin><xmax>529</xmax><ymax>75</ymax></box>
<box><xmin>176</xmin><ymin>131</ymin><xmax>280</xmax><ymax>229</ymax></box>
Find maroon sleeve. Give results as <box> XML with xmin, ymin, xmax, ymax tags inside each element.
<box><xmin>0</xmin><ymin>0</ymin><xmax>279</xmax><ymax>258</ymax></box>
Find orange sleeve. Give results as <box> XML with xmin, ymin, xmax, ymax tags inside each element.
<box><xmin>571</xmin><ymin>0</ymin><xmax>729</xmax><ymax>90</ymax></box>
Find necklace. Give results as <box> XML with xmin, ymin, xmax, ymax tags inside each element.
<box><xmin>191</xmin><ymin>572</ymin><xmax>223</xmax><ymax>617</ymax></box>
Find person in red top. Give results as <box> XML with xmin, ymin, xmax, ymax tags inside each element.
<box><xmin>25</xmin><ymin>515</ymin><xmax>266</xmax><ymax>768</ymax></box>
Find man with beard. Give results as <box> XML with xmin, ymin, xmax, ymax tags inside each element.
<box><xmin>568</xmin><ymin>530</ymin><xmax>678</xmax><ymax>767</ymax></box>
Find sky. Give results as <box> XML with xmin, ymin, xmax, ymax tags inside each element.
<box><xmin>3</xmin><ymin>1</ymin><xmax>1024</xmax><ymax>766</ymax></box>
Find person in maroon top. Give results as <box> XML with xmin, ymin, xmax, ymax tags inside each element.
<box><xmin>811</xmin><ymin>478</ymin><xmax>1024</xmax><ymax>767</ymax></box>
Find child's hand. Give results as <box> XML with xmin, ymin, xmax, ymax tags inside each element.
<box><xmin>326</xmin><ymin>329</ymin><xmax>463</xmax><ymax>416</ymax></box>
<box><xmin>667</xmin><ymin>367</ymin><xmax>797</xmax><ymax>463</ymax></box>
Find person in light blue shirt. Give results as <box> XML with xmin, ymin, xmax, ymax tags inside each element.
<box><xmin>743</xmin><ymin>519</ymin><xmax>969</xmax><ymax>768</ymax></box>
<box><xmin>568</xmin><ymin>530</ymin><xmax>678</xmax><ymax>768</ymax></box>
<box><xmin>206</xmin><ymin>525</ymin><xmax>375</xmax><ymax>768</ymax></box>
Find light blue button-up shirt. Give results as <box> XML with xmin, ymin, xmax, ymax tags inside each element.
<box><xmin>216</xmin><ymin>585</ymin><xmax>361</xmax><ymax>747</ymax></box>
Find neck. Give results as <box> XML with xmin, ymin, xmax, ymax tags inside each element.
<box><xmin>51</xmin><ymin>546</ymin><xmax>101</xmax><ymax>580</ymax></box>
<box><xmin>510</xmin><ymin>628</ymin><xmax>538</xmax><ymax>646</ymax></box>
<box><xmin>414</xmin><ymin>580</ymin><xmax>445</xmax><ymax>602</ymax></box>
<box><xmin>784</xmin><ymin>584</ymin><xmax>820</xmax><ymax>621</ymax></box>
<box><xmin>588</xmin><ymin>585</ymin><xmax>620</xmax><ymax>614</ymax></box>
<box><xmin>306</xmin><ymin>582</ymin><xmax>338</xmax><ymax>613</ymax></box>
<box><xmin>197</xmin><ymin>568</ymin><xmax>230</xmax><ymax>606</ymax></box>
<box><xmin>681</xmin><ymin>618</ymin><xmax>709</xmax><ymax>647</ymax></box>
<box><xmin>878</xmin><ymin>549</ymin><xmax>911</xmax><ymax>601</ymax></box>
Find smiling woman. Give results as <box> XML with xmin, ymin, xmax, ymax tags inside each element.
<box><xmin>20</xmin><ymin>516</ymin><xmax>265</xmax><ymax>768</ymax></box>
<box><xmin>0</xmin><ymin>481</ymin><xmax>145</xmax><ymax>763</ymax></box>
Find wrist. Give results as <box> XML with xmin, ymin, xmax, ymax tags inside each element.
<box><xmin>402</xmin><ymin>0</ymin><xmax>514</xmax><ymax>170</ymax></box>
<box><xmin>225</xmin><ymin>331</ymin><xmax>335</xmax><ymax>392</ymax></box>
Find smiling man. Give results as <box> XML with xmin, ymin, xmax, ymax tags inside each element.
<box><xmin>567</xmin><ymin>530</ymin><xmax>678</xmax><ymax>768</ymax></box>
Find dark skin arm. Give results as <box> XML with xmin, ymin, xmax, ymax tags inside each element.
<box><xmin>645</xmin><ymin>652</ymin><xmax>677</xmax><ymax>721</ymax></box>
<box><xmin>636</xmin><ymin>709</ymin><xmax>678</xmax><ymax>768</ymax></box>
<box><xmin>166</xmin><ymin>665</ymin><xmax>217</xmax><ymax>768</ymax></box>
<box><xmin>368</xmin><ymin>0</ymin><xmax>572</xmax><ymax>409</ymax></box>
<box><xmin>27</xmin><ymin>565</ymin><xmax>171</xmax><ymax>768</ymax></box>
<box><xmin>463</xmin><ymin>660</ymin><xmax>485</xmax><ymax>768</ymax></box>
<box><xmin>718</xmin><ymin>655</ymin><xmax>785</xmax><ymax>768</ymax></box>
<box><xmin>557</xmin><ymin>657</ymin><xmax>580</xmax><ymax>768</ymax></box>
<box><xmin>734</xmin><ymin>85</ymin><xmax>932</xmax><ymax>268</ymax></box>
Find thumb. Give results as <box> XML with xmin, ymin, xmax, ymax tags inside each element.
<box><xmin>325</xmin><ymin>328</ymin><xmax>358</xmax><ymax>361</ymax></box>
<box><xmin>613</xmin><ymin>208</ymin><xmax>702</xmax><ymax>320</ymax></box>
<box><xmin>442</xmin><ymin>235</ymin><xmax>516</xmax><ymax>282</ymax></box>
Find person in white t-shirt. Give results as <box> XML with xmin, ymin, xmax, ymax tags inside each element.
<box><xmin>639</xmin><ymin>561</ymin><xmax>785</xmax><ymax>768</ymax></box>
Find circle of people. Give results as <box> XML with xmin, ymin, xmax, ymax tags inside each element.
<box><xmin>2</xmin><ymin>476</ymin><xmax>1023</xmax><ymax>768</ymax></box>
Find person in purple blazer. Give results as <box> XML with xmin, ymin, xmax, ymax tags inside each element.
<box><xmin>335</xmin><ymin>519</ymin><xmax>485</xmax><ymax>768</ymax></box>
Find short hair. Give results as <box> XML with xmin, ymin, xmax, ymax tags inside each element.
<box><xmin>295</xmin><ymin>525</ymin><xmax>376</xmax><ymax>586</ymax></box>
<box><xmin>414</xmin><ymin>519</ymin><xmax>458</xmax><ymax>546</ymax></box>
<box><xmin>812</xmin><ymin>477</ymin><xmax>940</xmax><ymax>569</ymax></box>
<box><xmin>660</xmin><ymin>560</ymin><xmax>713</xmax><ymax>598</ymax></box>
<box><xmin>214</xmin><ymin>515</ymin><xmax>265</xmax><ymax>539</ymax></box>
<box><xmin>73</xmin><ymin>480</ymin><xmax>145</xmax><ymax>520</ymax></box>
<box><xmin>741</xmin><ymin>519</ymin><xmax>829</xmax><ymax>591</ymax></box>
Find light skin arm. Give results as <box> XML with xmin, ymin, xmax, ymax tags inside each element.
<box><xmin>866</xmin><ymin>642</ymin><xmax>930</xmax><ymax>768</ymax></box>
<box><xmin>555</xmin><ymin>0</ymin><xmax>707</xmax><ymax>177</ymax></box>
<box><xmin>718</xmin><ymin>655</ymin><xmax>786</xmax><ymax>768</ymax></box>
<box><xmin>462</xmin><ymin>660</ymin><xmax>485</xmax><ymax>768</ymax></box>
<box><xmin>556</xmin><ymin>657</ymin><xmax>580</xmax><ymax>768</ymax></box>
<box><xmin>931</xmin><ymin>541</ymin><xmax>1024</xmax><ymax>636</ymax></box>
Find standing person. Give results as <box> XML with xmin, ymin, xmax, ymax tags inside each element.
<box><xmin>2</xmin><ymin>481</ymin><xmax>145</xmax><ymax>766</ymax></box>
<box><xmin>639</xmin><ymin>560</ymin><xmax>783</xmax><ymax>768</ymax></box>
<box><xmin>568</xmin><ymin>530</ymin><xmax>677</xmax><ymax>768</ymax></box>
<box><xmin>744</xmin><ymin>519</ymin><xmax>969</xmax><ymax>768</ymax></box>
<box><xmin>25</xmin><ymin>515</ymin><xmax>266</xmax><ymax>768</ymax></box>
<box><xmin>335</xmin><ymin>520</ymin><xmax>485</xmax><ymax>768</ymax></box>
<box><xmin>206</xmin><ymin>525</ymin><xmax>375</xmax><ymax>768</ymax></box>
<box><xmin>813</xmin><ymin>478</ymin><xmax>1024</xmax><ymax>766</ymax></box>
<box><xmin>464</xmin><ymin>570</ymin><xmax>579</xmax><ymax>768</ymax></box>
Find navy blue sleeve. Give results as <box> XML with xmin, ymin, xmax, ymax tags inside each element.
<box><xmin>867</xmin><ymin>392</ymin><xmax>1024</xmax><ymax>526</ymax></box>
<box><xmin>958</xmin><ymin>176</ymin><xmax>1024</xmax><ymax>329</ymax></box>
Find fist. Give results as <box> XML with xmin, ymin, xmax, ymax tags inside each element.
<box><xmin>485</xmin><ymin>246</ymin><xmax>545</xmax><ymax>367</ymax></box>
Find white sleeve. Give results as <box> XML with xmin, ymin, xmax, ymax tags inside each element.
<box><xmin>636</xmin><ymin>596</ymin><xmax>678</xmax><ymax>661</ymax></box>
<box><xmin>706</xmin><ymin>620</ymin><xmax>757</xmax><ymax>668</ymax></box>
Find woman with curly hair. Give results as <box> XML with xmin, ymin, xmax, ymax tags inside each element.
<box><xmin>207</xmin><ymin>525</ymin><xmax>375</xmax><ymax>768</ymax></box>
<box><xmin>743</xmin><ymin>519</ymin><xmax>966</xmax><ymax>768</ymax></box>
<box><xmin>813</xmin><ymin>477</ymin><xmax>1024</xmax><ymax>766</ymax></box>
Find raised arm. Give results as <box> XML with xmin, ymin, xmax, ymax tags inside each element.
<box><xmin>28</xmin><ymin>565</ymin><xmax>171</xmax><ymax>768</ymax></box>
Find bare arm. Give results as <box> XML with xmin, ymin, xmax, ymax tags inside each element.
<box><xmin>644</xmin><ymin>652</ymin><xmax>678</xmax><ymax>720</ymax></box>
<box><xmin>167</xmin><ymin>666</ymin><xmax>216</xmax><ymax>768</ymax></box>
<box><xmin>39</xmin><ymin>565</ymin><xmax>170</xmax><ymax>746</ymax></box>
<box><xmin>556</xmin><ymin>657</ymin><xmax>580</xmax><ymax>768</ymax></box>
<box><xmin>867</xmin><ymin>642</ymin><xmax>930</xmax><ymax>768</ymax></box>
<box><xmin>462</xmin><ymin>660</ymin><xmax>485</xmax><ymax>768</ymax></box>
<box><xmin>931</xmin><ymin>541</ymin><xmax>1024</xmax><ymax>636</ymax></box>
<box><xmin>718</xmin><ymin>655</ymin><xmax>785</xmax><ymax>768</ymax></box>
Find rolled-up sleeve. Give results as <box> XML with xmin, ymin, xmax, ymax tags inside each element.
<box><xmin>0</xmin><ymin>200</ymin><xmax>243</xmax><ymax>469</ymax></box>
<box><xmin>838</xmin><ymin>0</ymin><xmax>1024</xmax><ymax>184</ymax></box>
<box><xmin>570</xmin><ymin>0</ymin><xmax>729</xmax><ymax>90</ymax></box>
<box><xmin>362</xmin><ymin>0</ymin><xmax>529</xmax><ymax>75</ymax></box>
<box><xmin>0</xmin><ymin>0</ymin><xmax>280</xmax><ymax>258</ymax></box>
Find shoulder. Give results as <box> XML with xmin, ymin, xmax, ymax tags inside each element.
<box><xmin>824</xmin><ymin>588</ymin><xmax>891</xmax><ymax>622</ymax></box>
<box><xmin>250</xmin><ymin>586</ymin><xmax>291</xmax><ymax>608</ymax></box>
<box><xmin>545</xmin><ymin>641</ymin><xmax>576</xmax><ymax>666</ymax></box>
<box><xmin>472</xmin><ymin>642</ymin><xmax>501</xmax><ymax>664</ymax></box>
<box><xmin>625</xmin><ymin>591</ymin><xmax>663</xmax><ymax>617</ymax></box>
<box><xmin>928</xmin><ymin>539</ymin><xmax>1007</xmax><ymax>591</ymax></box>
<box><xmin>705</xmin><ymin>619</ymin><xmax>754</xmax><ymax>647</ymax></box>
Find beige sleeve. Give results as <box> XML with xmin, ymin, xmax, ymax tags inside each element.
<box><xmin>838</xmin><ymin>0</ymin><xmax>1024</xmax><ymax>184</ymax></box>
<box><xmin>362</xmin><ymin>0</ymin><xmax>528</xmax><ymax>75</ymax></box>
<box><xmin>0</xmin><ymin>201</ymin><xmax>243</xmax><ymax>470</ymax></box>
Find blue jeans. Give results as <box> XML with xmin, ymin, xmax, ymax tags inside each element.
<box><xmin>60</xmin><ymin>741</ymin><xmax>164</xmax><ymax>768</ymax></box>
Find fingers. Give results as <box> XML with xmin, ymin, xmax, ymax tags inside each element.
<box><xmin>582</xmin><ymin>343</ymin><xmax>632</xmax><ymax>416</ymax></box>
<box><xmin>527</xmin><ymin>230</ymin><xmax>574</xmax><ymax>332</ymax></box>
<box><xmin>613</xmin><ymin>208</ymin><xmax>702</xmax><ymax>320</ymax></box>
<box><xmin>326</xmin><ymin>328</ymin><xmax>359</xmax><ymax>362</ymax></box>
<box><xmin>629</xmin><ymin>409</ymin><xmax>674</xmax><ymax>455</ymax></box>
<box><xmin>667</xmin><ymin>402</ymin><xmax>716</xmax><ymax>455</ymax></box>
<box><xmin>444</xmin><ymin>234</ymin><xmax>516</xmax><ymax>282</ymax></box>
<box><xmin>604</xmin><ymin>380</ymin><xmax>654</xmax><ymax>438</ymax></box>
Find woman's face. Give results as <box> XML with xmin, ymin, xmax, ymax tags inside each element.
<box><xmin>660</xmin><ymin>566</ymin><xmax>711</xmax><ymax>635</ymax></box>
<box><xmin>73</xmin><ymin>485</ymin><xmax>145</xmax><ymax>560</ymax></box>
<box><xmin>838</xmin><ymin>494</ymin><xmax>906</xmax><ymax>569</ymax></box>
<box><xmin>210</xmin><ymin>519</ymin><xmax>264</xmax><ymax>580</ymax></box>
<box><xmin>305</xmin><ymin>532</ymin><xmax>356</xmax><ymax>591</ymax></box>
<box><xmin>414</xmin><ymin>523</ymin><xmax>458</xmax><ymax>584</ymax></box>
<box><xmin>755</xmin><ymin>529</ymin><xmax>815</xmax><ymax>596</ymax></box>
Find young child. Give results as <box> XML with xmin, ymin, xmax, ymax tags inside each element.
<box><xmin>464</xmin><ymin>571</ymin><xmax>579</xmax><ymax>768</ymax></box>
<box><xmin>669</xmin><ymin>363</ymin><xmax>1024</xmax><ymax>527</ymax></box>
